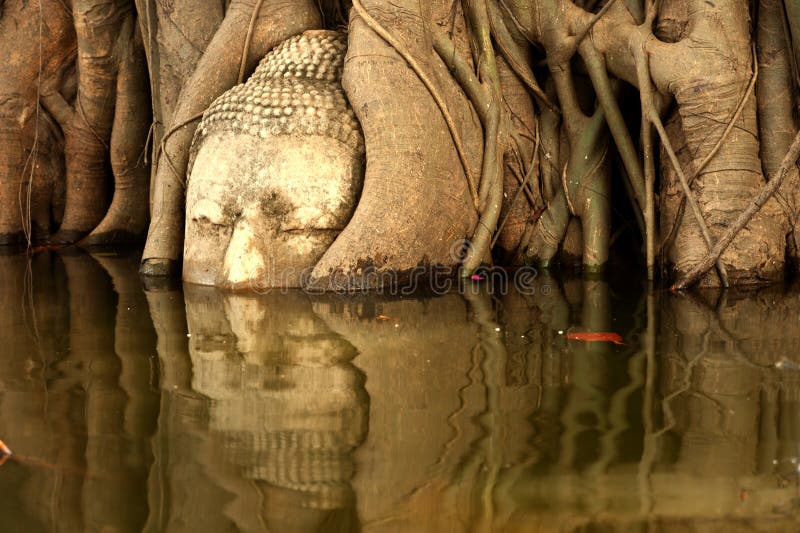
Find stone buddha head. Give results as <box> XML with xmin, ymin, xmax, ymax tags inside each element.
<box><xmin>184</xmin><ymin>31</ymin><xmax>364</xmax><ymax>290</ymax></box>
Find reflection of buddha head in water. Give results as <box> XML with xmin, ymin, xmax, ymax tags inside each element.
<box><xmin>184</xmin><ymin>288</ymin><xmax>369</xmax><ymax>526</ymax></box>
<box><xmin>184</xmin><ymin>31</ymin><xmax>365</xmax><ymax>290</ymax></box>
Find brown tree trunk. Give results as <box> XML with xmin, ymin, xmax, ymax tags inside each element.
<box><xmin>133</xmin><ymin>0</ymin><xmax>225</xmax><ymax>206</ymax></box>
<box><xmin>307</xmin><ymin>0</ymin><xmax>483</xmax><ymax>289</ymax></box>
<box><xmin>0</xmin><ymin>0</ymin><xmax>75</xmax><ymax>244</ymax></box>
<box><xmin>84</xmin><ymin>18</ymin><xmax>152</xmax><ymax>245</ymax></box>
<box><xmin>54</xmin><ymin>0</ymin><xmax>130</xmax><ymax>242</ymax></box>
<box><xmin>494</xmin><ymin>42</ymin><xmax>540</xmax><ymax>262</ymax></box>
<box><xmin>652</xmin><ymin>0</ymin><xmax>785</xmax><ymax>285</ymax></box>
<box><xmin>757</xmin><ymin>0</ymin><xmax>800</xmax><ymax>268</ymax></box>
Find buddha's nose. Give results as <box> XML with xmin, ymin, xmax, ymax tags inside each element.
<box><xmin>220</xmin><ymin>219</ymin><xmax>265</xmax><ymax>290</ymax></box>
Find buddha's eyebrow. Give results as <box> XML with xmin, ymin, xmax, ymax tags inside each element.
<box><xmin>191</xmin><ymin>197</ymin><xmax>233</xmax><ymax>224</ymax></box>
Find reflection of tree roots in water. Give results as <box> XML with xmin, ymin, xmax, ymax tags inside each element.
<box><xmin>656</xmin><ymin>291</ymin><xmax>796</xmax><ymax>442</ymax></box>
<box><xmin>20</xmin><ymin>254</ymin><xmax>62</xmax><ymax>529</ymax></box>
<box><xmin>654</xmin><ymin>330</ymin><xmax>709</xmax><ymax>439</ymax></box>
<box><xmin>775</xmin><ymin>459</ymin><xmax>800</xmax><ymax>486</ymax></box>
<box><xmin>414</xmin><ymin>288</ymin><xmax>508</xmax><ymax>526</ymax></box>
<box><xmin>423</xmin><ymin>343</ymin><xmax>482</xmax><ymax>480</ymax></box>
<box><xmin>21</xmin><ymin>257</ymin><xmax>39</xmax><ymax>342</ymax></box>
<box><xmin>431</xmin><ymin>310</ymin><xmax>495</xmax><ymax>498</ymax></box>
<box><xmin>588</xmin><ymin>351</ymin><xmax>645</xmax><ymax>475</ymax></box>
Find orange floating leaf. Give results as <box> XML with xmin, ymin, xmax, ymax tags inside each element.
<box><xmin>565</xmin><ymin>332</ymin><xmax>625</xmax><ymax>345</ymax></box>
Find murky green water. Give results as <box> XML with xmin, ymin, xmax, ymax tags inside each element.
<box><xmin>1</xmin><ymin>250</ymin><xmax>799</xmax><ymax>532</ymax></box>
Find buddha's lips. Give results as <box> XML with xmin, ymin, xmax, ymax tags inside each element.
<box><xmin>566</xmin><ymin>332</ymin><xmax>625</xmax><ymax>345</ymax></box>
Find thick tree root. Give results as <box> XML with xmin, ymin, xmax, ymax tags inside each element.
<box><xmin>83</xmin><ymin>20</ymin><xmax>151</xmax><ymax>246</ymax></box>
<box><xmin>757</xmin><ymin>0</ymin><xmax>800</xmax><ymax>266</ymax></box>
<box><xmin>673</xmin><ymin>130</ymin><xmax>800</xmax><ymax>289</ymax></box>
<box><xmin>53</xmin><ymin>0</ymin><xmax>130</xmax><ymax>243</ymax></box>
<box><xmin>306</xmin><ymin>0</ymin><xmax>482</xmax><ymax>289</ymax></box>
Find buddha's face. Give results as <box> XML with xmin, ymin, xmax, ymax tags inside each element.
<box><xmin>183</xmin><ymin>132</ymin><xmax>363</xmax><ymax>290</ymax></box>
<box><xmin>183</xmin><ymin>287</ymin><xmax>369</xmax><ymax>513</ymax></box>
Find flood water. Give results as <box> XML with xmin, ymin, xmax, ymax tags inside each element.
<box><xmin>1</xmin><ymin>250</ymin><xmax>799</xmax><ymax>532</ymax></box>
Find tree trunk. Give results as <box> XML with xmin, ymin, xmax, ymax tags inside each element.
<box><xmin>307</xmin><ymin>0</ymin><xmax>483</xmax><ymax>289</ymax></box>
<box><xmin>84</xmin><ymin>18</ymin><xmax>152</xmax><ymax>244</ymax></box>
<box><xmin>757</xmin><ymin>0</ymin><xmax>800</xmax><ymax>268</ymax></box>
<box><xmin>0</xmin><ymin>0</ymin><xmax>75</xmax><ymax>244</ymax></box>
<box><xmin>54</xmin><ymin>0</ymin><xmax>129</xmax><ymax>242</ymax></box>
<box><xmin>133</xmin><ymin>0</ymin><xmax>225</xmax><ymax>206</ymax></box>
<box><xmin>652</xmin><ymin>0</ymin><xmax>785</xmax><ymax>285</ymax></box>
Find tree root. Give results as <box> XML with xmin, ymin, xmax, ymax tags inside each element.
<box><xmin>458</xmin><ymin>0</ymin><xmax>507</xmax><ymax>273</ymax></box>
<box><xmin>660</xmin><ymin>46</ymin><xmax>759</xmax><ymax>256</ymax></box>
<box><xmin>53</xmin><ymin>1</ymin><xmax>131</xmax><ymax>243</ymax></box>
<box><xmin>57</xmin><ymin>0</ymin><xmax>785</xmax><ymax>288</ymax></box>
<box><xmin>485</xmin><ymin>0</ymin><xmax>558</xmax><ymax>114</ymax></box>
<box><xmin>632</xmin><ymin>42</ymin><xmax>657</xmax><ymax>279</ymax></box>
<box><xmin>238</xmin><ymin>0</ymin><xmax>266</xmax><ymax>84</ymax></box>
<box><xmin>84</xmin><ymin>19</ymin><xmax>151</xmax><ymax>246</ymax></box>
<box><xmin>580</xmin><ymin>42</ymin><xmax>646</xmax><ymax>215</ymax></box>
<box><xmin>494</xmin><ymin>123</ymin><xmax>540</xmax><ymax>247</ymax></box>
<box><xmin>672</xmin><ymin>129</ymin><xmax>800</xmax><ymax>289</ymax></box>
<box><xmin>157</xmin><ymin>111</ymin><xmax>204</xmax><ymax>188</ymax></box>
<box><xmin>653</xmin><ymin>116</ymin><xmax>730</xmax><ymax>287</ymax></box>
<box><xmin>785</xmin><ymin>0</ymin><xmax>800</xmax><ymax>85</ymax></box>
<box><xmin>352</xmin><ymin>0</ymin><xmax>480</xmax><ymax>209</ymax></box>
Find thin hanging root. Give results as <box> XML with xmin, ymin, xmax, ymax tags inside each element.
<box><xmin>512</xmin><ymin>205</ymin><xmax>547</xmax><ymax>264</ymax></box>
<box><xmin>661</xmin><ymin>46</ymin><xmax>758</xmax><ymax>254</ymax></box>
<box><xmin>510</xmin><ymin>131</ymin><xmax>541</xmax><ymax>205</ymax></box>
<box><xmin>351</xmin><ymin>0</ymin><xmax>480</xmax><ymax>209</ymax></box>
<box><xmin>459</xmin><ymin>0</ymin><xmax>507</xmax><ymax>274</ymax></box>
<box><xmin>39</xmin><ymin>89</ymin><xmax>77</xmax><ymax>129</ymax></box>
<box><xmin>486</xmin><ymin>0</ymin><xmax>559</xmax><ymax>114</ymax></box>
<box><xmin>432</xmin><ymin>25</ymin><xmax>507</xmax><ymax>273</ymax></box>
<box><xmin>579</xmin><ymin>42</ymin><xmax>647</xmax><ymax>212</ymax></box>
<box><xmin>652</xmin><ymin>115</ymin><xmax>730</xmax><ymax>287</ymax></box>
<box><xmin>237</xmin><ymin>0</ymin><xmax>266</xmax><ymax>84</ymax></box>
<box><xmin>616</xmin><ymin>154</ymin><xmax>647</xmax><ymax>239</ymax></box>
<box><xmin>569</xmin><ymin>0</ymin><xmax>618</xmax><ymax>54</ymax></box>
<box><xmin>433</xmin><ymin>33</ymin><xmax>491</xmax><ymax>117</ymax></box>
<box><xmin>632</xmin><ymin>42</ymin><xmax>657</xmax><ymax>280</ymax></box>
<box><xmin>494</xmin><ymin>124</ymin><xmax>541</xmax><ymax>247</ymax></box>
<box><xmin>561</xmin><ymin>162</ymin><xmax>576</xmax><ymax>215</ymax></box>
<box><xmin>158</xmin><ymin>111</ymin><xmax>205</xmax><ymax>188</ymax></box>
<box><xmin>673</xmin><ymin>129</ymin><xmax>800</xmax><ymax>290</ymax></box>
<box><xmin>580</xmin><ymin>40</ymin><xmax>651</xmax><ymax>272</ymax></box>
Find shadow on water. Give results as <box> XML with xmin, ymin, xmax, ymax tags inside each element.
<box><xmin>0</xmin><ymin>250</ymin><xmax>799</xmax><ymax>531</ymax></box>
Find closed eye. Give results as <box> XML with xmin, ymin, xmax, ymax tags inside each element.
<box><xmin>195</xmin><ymin>215</ymin><xmax>229</xmax><ymax>230</ymax></box>
<box><xmin>192</xmin><ymin>199</ymin><xmax>231</xmax><ymax>227</ymax></box>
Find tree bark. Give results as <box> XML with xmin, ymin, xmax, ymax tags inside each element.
<box><xmin>306</xmin><ymin>0</ymin><xmax>483</xmax><ymax>289</ymax></box>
